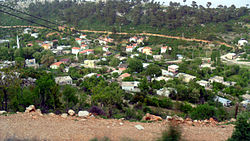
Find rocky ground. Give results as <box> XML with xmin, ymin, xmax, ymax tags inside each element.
<box><xmin>0</xmin><ymin>111</ymin><xmax>234</xmax><ymax>141</ymax></box>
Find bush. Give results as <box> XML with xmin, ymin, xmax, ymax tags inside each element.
<box><xmin>159</xmin><ymin>98</ymin><xmax>173</xmax><ymax>109</ymax></box>
<box><xmin>191</xmin><ymin>104</ymin><xmax>217</xmax><ymax>120</ymax></box>
<box><xmin>157</xmin><ymin>124</ymin><xmax>182</xmax><ymax>141</ymax></box>
<box><xmin>89</xmin><ymin>106</ymin><xmax>106</xmax><ymax>116</ymax></box>
<box><xmin>180</xmin><ymin>102</ymin><xmax>193</xmax><ymax>114</ymax></box>
<box><xmin>228</xmin><ymin>112</ymin><xmax>250</xmax><ymax>141</ymax></box>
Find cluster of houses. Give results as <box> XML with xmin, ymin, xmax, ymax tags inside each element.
<box><xmin>1</xmin><ymin>28</ymin><xmax>249</xmax><ymax>109</ymax></box>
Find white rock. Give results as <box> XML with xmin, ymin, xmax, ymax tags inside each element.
<box><xmin>25</xmin><ymin>105</ymin><xmax>36</xmax><ymax>113</ymax></box>
<box><xmin>120</xmin><ymin>122</ymin><xmax>123</xmax><ymax>125</ymax></box>
<box><xmin>48</xmin><ymin>113</ymin><xmax>55</xmax><ymax>116</ymax></box>
<box><xmin>194</xmin><ymin>120</ymin><xmax>198</xmax><ymax>123</ymax></box>
<box><xmin>0</xmin><ymin>110</ymin><xmax>7</xmax><ymax>114</ymax></box>
<box><xmin>68</xmin><ymin>109</ymin><xmax>75</xmax><ymax>116</ymax></box>
<box><xmin>78</xmin><ymin>111</ymin><xmax>89</xmax><ymax>117</ymax></box>
<box><xmin>166</xmin><ymin>116</ymin><xmax>172</xmax><ymax>120</ymax></box>
<box><xmin>135</xmin><ymin>125</ymin><xmax>144</xmax><ymax>130</ymax></box>
<box><xmin>61</xmin><ymin>113</ymin><xmax>68</xmax><ymax>118</ymax></box>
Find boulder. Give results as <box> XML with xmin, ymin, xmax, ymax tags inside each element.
<box><xmin>61</xmin><ymin>113</ymin><xmax>68</xmax><ymax>118</ymax></box>
<box><xmin>230</xmin><ymin>118</ymin><xmax>236</xmax><ymax>122</ymax></box>
<box><xmin>48</xmin><ymin>113</ymin><xmax>56</xmax><ymax>116</ymax></box>
<box><xmin>68</xmin><ymin>109</ymin><xmax>75</xmax><ymax>116</ymax></box>
<box><xmin>142</xmin><ymin>113</ymin><xmax>162</xmax><ymax>121</ymax></box>
<box><xmin>0</xmin><ymin>110</ymin><xmax>7</xmax><ymax>115</ymax></box>
<box><xmin>25</xmin><ymin>105</ymin><xmax>36</xmax><ymax>113</ymax></box>
<box><xmin>135</xmin><ymin>125</ymin><xmax>144</xmax><ymax>130</ymax></box>
<box><xmin>166</xmin><ymin>116</ymin><xmax>173</xmax><ymax>120</ymax></box>
<box><xmin>78</xmin><ymin>111</ymin><xmax>89</xmax><ymax>118</ymax></box>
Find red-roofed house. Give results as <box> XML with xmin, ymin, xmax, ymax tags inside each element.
<box><xmin>129</xmin><ymin>36</ymin><xmax>138</xmax><ymax>42</ymax></box>
<box><xmin>75</xmin><ymin>38</ymin><xmax>82</xmax><ymax>45</ymax></box>
<box><xmin>161</xmin><ymin>46</ymin><xmax>167</xmax><ymax>54</ymax></box>
<box><xmin>79</xmin><ymin>49</ymin><xmax>94</xmax><ymax>55</ymax></box>
<box><xmin>42</xmin><ymin>43</ymin><xmax>52</xmax><ymax>50</ymax></box>
<box><xmin>81</xmin><ymin>44</ymin><xmax>89</xmax><ymax>50</ymax></box>
<box><xmin>50</xmin><ymin>62</ymin><xmax>63</xmax><ymax>69</ymax></box>
<box><xmin>142</xmin><ymin>47</ymin><xmax>152</xmax><ymax>55</ymax></box>
<box><xmin>119</xmin><ymin>73</ymin><xmax>131</xmax><ymax>79</ymax></box>
<box><xmin>80</xmin><ymin>34</ymin><xmax>87</xmax><ymax>39</ymax></box>
<box><xmin>126</xmin><ymin>45</ymin><xmax>134</xmax><ymax>52</ymax></box>
<box><xmin>72</xmin><ymin>47</ymin><xmax>80</xmax><ymax>55</ymax></box>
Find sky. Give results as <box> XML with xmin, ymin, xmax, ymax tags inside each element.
<box><xmin>156</xmin><ymin>0</ymin><xmax>250</xmax><ymax>8</ymax></box>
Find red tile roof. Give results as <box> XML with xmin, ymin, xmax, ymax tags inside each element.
<box><xmin>51</xmin><ymin>62</ymin><xmax>63</xmax><ymax>67</ymax></box>
<box><xmin>72</xmin><ymin>47</ymin><xmax>80</xmax><ymax>50</ymax></box>
<box><xmin>79</xmin><ymin>49</ymin><xmax>94</xmax><ymax>54</ymax></box>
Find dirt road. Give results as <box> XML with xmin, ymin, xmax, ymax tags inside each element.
<box><xmin>0</xmin><ymin>113</ymin><xmax>234</xmax><ymax>141</ymax></box>
<box><xmin>0</xmin><ymin>25</ymin><xmax>233</xmax><ymax>48</ymax></box>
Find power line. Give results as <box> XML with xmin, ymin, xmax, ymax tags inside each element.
<box><xmin>0</xmin><ymin>3</ymin><xmax>83</xmax><ymax>34</ymax></box>
<box><xmin>0</xmin><ymin>9</ymin><xmax>62</xmax><ymax>33</ymax></box>
<box><xmin>0</xmin><ymin>3</ymin><xmax>59</xmax><ymax>27</ymax></box>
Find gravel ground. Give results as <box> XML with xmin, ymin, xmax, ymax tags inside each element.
<box><xmin>0</xmin><ymin>113</ymin><xmax>234</xmax><ymax>141</ymax></box>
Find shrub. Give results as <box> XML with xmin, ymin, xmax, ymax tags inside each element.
<box><xmin>180</xmin><ymin>102</ymin><xmax>193</xmax><ymax>114</ymax></box>
<box><xmin>89</xmin><ymin>106</ymin><xmax>106</xmax><ymax>116</ymax></box>
<box><xmin>159</xmin><ymin>98</ymin><xmax>173</xmax><ymax>109</ymax></box>
<box><xmin>228</xmin><ymin>112</ymin><xmax>250</xmax><ymax>141</ymax></box>
<box><xmin>157</xmin><ymin>124</ymin><xmax>182</xmax><ymax>141</ymax></box>
<box><xmin>191</xmin><ymin>104</ymin><xmax>217</xmax><ymax>120</ymax></box>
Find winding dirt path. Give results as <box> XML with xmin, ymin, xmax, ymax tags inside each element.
<box><xmin>0</xmin><ymin>25</ymin><xmax>233</xmax><ymax>48</ymax></box>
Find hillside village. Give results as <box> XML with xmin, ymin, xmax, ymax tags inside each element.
<box><xmin>0</xmin><ymin>26</ymin><xmax>249</xmax><ymax>118</ymax></box>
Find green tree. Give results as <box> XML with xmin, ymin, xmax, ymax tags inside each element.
<box><xmin>128</xmin><ymin>58</ymin><xmax>143</xmax><ymax>73</ymax></box>
<box><xmin>191</xmin><ymin>104</ymin><xmax>217</xmax><ymax>120</ymax></box>
<box><xmin>62</xmin><ymin>85</ymin><xmax>78</xmax><ymax>109</ymax></box>
<box><xmin>145</xmin><ymin>64</ymin><xmax>162</xmax><ymax>77</ymax></box>
<box><xmin>228</xmin><ymin>112</ymin><xmax>250</xmax><ymax>141</ymax></box>
<box><xmin>15</xmin><ymin>57</ymin><xmax>25</xmax><ymax>68</ymax></box>
<box><xmin>34</xmin><ymin>74</ymin><xmax>61</xmax><ymax>112</ymax></box>
<box><xmin>109</xmin><ymin>58</ymin><xmax>120</xmax><ymax>67</ymax></box>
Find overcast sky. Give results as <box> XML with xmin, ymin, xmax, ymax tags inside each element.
<box><xmin>156</xmin><ymin>0</ymin><xmax>249</xmax><ymax>8</ymax></box>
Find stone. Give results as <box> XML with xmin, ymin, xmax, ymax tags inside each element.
<box><xmin>68</xmin><ymin>109</ymin><xmax>75</xmax><ymax>116</ymax></box>
<box><xmin>166</xmin><ymin>116</ymin><xmax>173</xmax><ymax>120</ymax></box>
<box><xmin>0</xmin><ymin>110</ymin><xmax>7</xmax><ymax>115</ymax></box>
<box><xmin>78</xmin><ymin>111</ymin><xmax>89</xmax><ymax>117</ymax></box>
<box><xmin>193</xmin><ymin>120</ymin><xmax>198</xmax><ymax>123</ymax></box>
<box><xmin>135</xmin><ymin>125</ymin><xmax>144</xmax><ymax>130</ymax></box>
<box><xmin>25</xmin><ymin>105</ymin><xmax>36</xmax><ymax>113</ymax></box>
<box><xmin>120</xmin><ymin>122</ymin><xmax>123</xmax><ymax>125</ymax></box>
<box><xmin>36</xmin><ymin>109</ymin><xmax>42</xmax><ymax>114</ymax></box>
<box><xmin>142</xmin><ymin>113</ymin><xmax>162</xmax><ymax>121</ymax></box>
<box><xmin>230</xmin><ymin>118</ymin><xmax>236</xmax><ymax>122</ymax></box>
<box><xmin>61</xmin><ymin>113</ymin><xmax>68</xmax><ymax>118</ymax></box>
<box><xmin>176</xmin><ymin>117</ymin><xmax>184</xmax><ymax>122</ymax></box>
<box><xmin>48</xmin><ymin>113</ymin><xmax>56</xmax><ymax>116</ymax></box>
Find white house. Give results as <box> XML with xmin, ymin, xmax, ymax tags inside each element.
<box><xmin>177</xmin><ymin>73</ymin><xmax>196</xmax><ymax>83</ymax></box>
<box><xmin>79</xmin><ymin>49</ymin><xmax>94</xmax><ymax>55</ymax></box>
<box><xmin>121</xmin><ymin>81</ymin><xmax>140</xmax><ymax>92</ymax></box>
<box><xmin>152</xmin><ymin>76</ymin><xmax>172</xmax><ymax>82</ymax></box>
<box><xmin>214</xmin><ymin>96</ymin><xmax>232</xmax><ymax>107</ymax></box>
<box><xmin>50</xmin><ymin>62</ymin><xmax>63</xmax><ymax>69</ymax></box>
<box><xmin>31</xmin><ymin>33</ymin><xmax>39</xmax><ymax>38</ymax></box>
<box><xmin>157</xmin><ymin>87</ymin><xmax>176</xmax><ymax>97</ymax></box>
<box><xmin>81</xmin><ymin>44</ymin><xmax>89</xmax><ymax>50</ymax></box>
<box><xmin>80</xmin><ymin>34</ymin><xmax>87</xmax><ymax>39</ymax></box>
<box><xmin>162</xmin><ymin>69</ymin><xmax>174</xmax><ymax>77</ymax></box>
<box><xmin>129</xmin><ymin>36</ymin><xmax>138</xmax><ymax>42</ymax></box>
<box><xmin>168</xmin><ymin>65</ymin><xmax>179</xmax><ymax>74</ymax></box>
<box><xmin>25</xmin><ymin>59</ymin><xmax>39</xmax><ymax>68</ymax></box>
<box><xmin>225</xmin><ymin>53</ymin><xmax>236</xmax><ymax>60</ymax></box>
<box><xmin>161</xmin><ymin>46</ymin><xmax>167</xmax><ymax>54</ymax></box>
<box><xmin>196</xmin><ymin>80</ymin><xmax>210</xmax><ymax>87</ymax></box>
<box><xmin>72</xmin><ymin>47</ymin><xmax>80</xmax><ymax>55</ymax></box>
<box><xmin>153</xmin><ymin>55</ymin><xmax>163</xmax><ymax>61</ymax></box>
<box><xmin>103</xmin><ymin>46</ymin><xmax>109</xmax><ymax>52</ymax></box>
<box><xmin>238</xmin><ymin>39</ymin><xmax>248</xmax><ymax>46</ymax></box>
<box><xmin>209</xmin><ymin>76</ymin><xmax>224</xmax><ymax>83</ymax></box>
<box><xmin>55</xmin><ymin>76</ymin><xmax>73</xmax><ymax>85</ymax></box>
<box><xmin>126</xmin><ymin>45</ymin><xmax>134</xmax><ymax>52</ymax></box>
<box><xmin>75</xmin><ymin>38</ymin><xmax>82</xmax><ymax>45</ymax></box>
